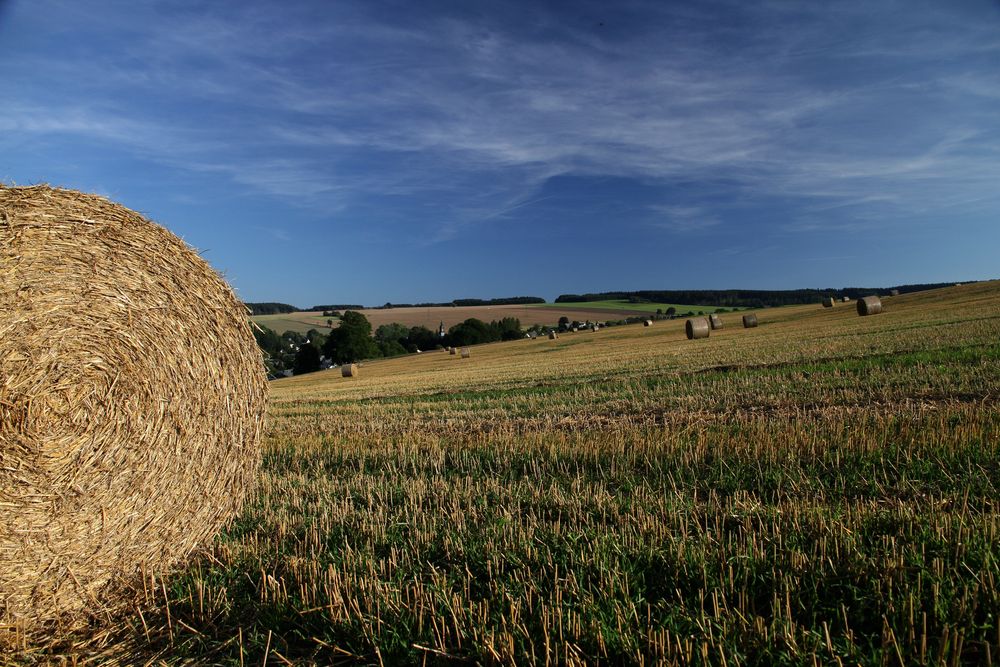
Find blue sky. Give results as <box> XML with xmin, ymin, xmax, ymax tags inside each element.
<box><xmin>2</xmin><ymin>0</ymin><xmax>998</xmax><ymax>306</ymax></box>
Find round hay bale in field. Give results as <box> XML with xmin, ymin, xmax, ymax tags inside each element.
<box><xmin>841</xmin><ymin>296</ymin><xmax>850</xmax><ymax>302</ymax></box>
<box><xmin>708</xmin><ymin>314</ymin><xmax>723</xmax><ymax>330</ymax></box>
<box><xmin>548</xmin><ymin>331</ymin><xmax>558</xmax><ymax>340</ymax></box>
<box><xmin>461</xmin><ymin>347</ymin><xmax>471</xmax><ymax>358</ymax></box>
<box><xmin>685</xmin><ymin>318</ymin><xmax>710</xmax><ymax>340</ymax></box>
<box><xmin>0</xmin><ymin>185</ymin><xmax>267</xmax><ymax>637</ymax></box>
<box><xmin>742</xmin><ymin>313</ymin><xmax>758</xmax><ymax>328</ymax></box>
<box><xmin>449</xmin><ymin>347</ymin><xmax>457</xmax><ymax>355</ymax></box>
<box><xmin>643</xmin><ymin>319</ymin><xmax>653</xmax><ymax>327</ymax></box>
<box><xmin>342</xmin><ymin>363</ymin><xmax>359</xmax><ymax>377</ymax></box>
<box><xmin>890</xmin><ymin>289</ymin><xmax>900</xmax><ymax>297</ymax></box>
<box><xmin>822</xmin><ymin>297</ymin><xmax>835</xmax><ymax>308</ymax></box>
<box><xmin>857</xmin><ymin>295</ymin><xmax>883</xmax><ymax>316</ymax></box>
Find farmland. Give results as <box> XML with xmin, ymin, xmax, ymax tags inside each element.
<box><xmin>253</xmin><ymin>303</ymin><xmax>659</xmax><ymax>334</ymax></box>
<box><xmin>252</xmin><ymin>311</ymin><xmax>338</xmax><ymax>335</ymax></box>
<box><xmin>32</xmin><ymin>282</ymin><xmax>1000</xmax><ymax>665</ymax></box>
<box><xmin>535</xmin><ymin>299</ymin><xmax>741</xmax><ymax>315</ymax></box>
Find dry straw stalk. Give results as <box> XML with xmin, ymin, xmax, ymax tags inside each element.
<box><xmin>0</xmin><ymin>185</ymin><xmax>267</xmax><ymax>640</ymax></box>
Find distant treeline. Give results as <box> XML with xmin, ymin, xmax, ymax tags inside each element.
<box><xmin>555</xmin><ymin>283</ymin><xmax>964</xmax><ymax>308</ymax></box>
<box><xmin>374</xmin><ymin>296</ymin><xmax>546</xmax><ymax>309</ymax></box>
<box><xmin>246</xmin><ymin>302</ymin><xmax>299</xmax><ymax>315</ymax></box>
<box><xmin>307</xmin><ymin>304</ymin><xmax>365</xmax><ymax>312</ymax></box>
<box><xmin>253</xmin><ymin>297</ymin><xmax>547</xmax><ymax>314</ymax></box>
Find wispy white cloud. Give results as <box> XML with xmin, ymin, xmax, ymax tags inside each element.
<box><xmin>3</xmin><ymin>0</ymin><xmax>1000</xmax><ymax>241</ymax></box>
<box><xmin>647</xmin><ymin>206</ymin><xmax>722</xmax><ymax>233</ymax></box>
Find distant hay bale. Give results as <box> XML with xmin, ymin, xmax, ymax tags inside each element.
<box><xmin>590</xmin><ymin>324</ymin><xmax>598</xmax><ymax>332</ymax></box>
<box><xmin>708</xmin><ymin>314</ymin><xmax>723</xmax><ymax>330</ymax></box>
<box><xmin>742</xmin><ymin>313</ymin><xmax>758</xmax><ymax>328</ymax></box>
<box><xmin>890</xmin><ymin>289</ymin><xmax>900</xmax><ymax>297</ymax></box>
<box><xmin>822</xmin><ymin>297</ymin><xmax>835</xmax><ymax>308</ymax></box>
<box><xmin>548</xmin><ymin>331</ymin><xmax>558</xmax><ymax>340</ymax></box>
<box><xmin>461</xmin><ymin>347</ymin><xmax>471</xmax><ymax>358</ymax></box>
<box><xmin>685</xmin><ymin>318</ymin><xmax>710</xmax><ymax>340</ymax></box>
<box><xmin>856</xmin><ymin>295</ymin><xmax>883</xmax><ymax>316</ymax></box>
<box><xmin>842</xmin><ymin>296</ymin><xmax>850</xmax><ymax>302</ymax></box>
<box><xmin>572</xmin><ymin>327</ymin><xmax>578</xmax><ymax>332</ymax></box>
<box><xmin>644</xmin><ymin>319</ymin><xmax>653</xmax><ymax>327</ymax></box>
<box><xmin>0</xmin><ymin>184</ymin><xmax>267</xmax><ymax>637</ymax></box>
<box><xmin>342</xmin><ymin>363</ymin><xmax>358</xmax><ymax>377</ymax></box>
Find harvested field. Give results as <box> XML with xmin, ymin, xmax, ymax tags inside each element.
<box><xmin>21</xmin><ymin>282</ymin><xmax>1000</xmax><ymax>665</ymax></box>
<box><xmin>251</xmin><ymin>312</ymin><xmax>337</xmax><ymax>334</ymax></box>
<box><xmin>255</xmin><ymin>304</ymin><xmax>649</xmax><ymax>334</ymax></box>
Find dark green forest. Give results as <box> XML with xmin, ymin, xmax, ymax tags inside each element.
<box><xmin>555</xmin><ymin>282</ymin><xmax>963</xmax><ymax>308</ymax></box>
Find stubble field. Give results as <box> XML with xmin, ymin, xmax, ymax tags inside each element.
<box><xmin>24</xmin><ymin>282</ymin><xmax>1000</xmax><ymax>665</ymax></box>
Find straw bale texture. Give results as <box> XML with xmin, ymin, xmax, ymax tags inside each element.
<box><xmin>0</xmin><ymin>185</ymin><xmax>267</xmax><ymax>637</ymax></box>
<box><xmin>822</xmin><ymin>297</ymin><xmax>835</xmax><ymax>308</ymax></box>
<box><xmin>742</xmin><ymin>314</ymin><xmax>758</xmax><ymax>328</ymax></box>
<box><xmin>708</xmin><ymin>314</ymin><xmax>723</xmax><ymax>330</ymax></box>
<box><xmin>461</xmin><ymin>347</ymin><xmax>471</xmax><ymax>359</ymax></box>
<box><xmin>857</xmin><ymin>295</ymin><xmax>883</xmax><ymax>316</ymax></box>
<box><xmin>685</xmin><ymin>318</ymin><xmax>710</xmax><ymax>340</ymax></box>
<box><xmin>342</xmin><ymin>363</ymin><xmax>359</xmax><ymax>377</ymax></box>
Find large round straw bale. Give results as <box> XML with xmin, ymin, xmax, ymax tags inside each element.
<box><xmin>856</xmin><ymin>295</ymin><xmax>883</xmax><ymax>316</ymax></box>
<box><xmin>643</xmin><ymin>319</ymin><xmax>653</xmax><ymax>327</ymax></box>
<box><xmin>461</xmin><ymin>347</ymin><xmax>471</xmax><ymax>358</ymax></box>
<box><xmin>449</xmin><ymin>346</ymin><xmax>457</xmax><ymax>355</ymax></box>
<box><xmin>841</xmin><ymin>296</ymin><xmax>850</xmax><ymax>302</ymax></box>
<box><xmin>685</xmin><ymin>318</ymin><xmax>710</xmax><ymax>340</ymax></box>
<box><xmin>0</xmin><ymin>185</ymin><xmax>267</xmax><ymax>636</ymax></box>
<box><xmin>342</xmin><ymin>363</ymin><xmax>359</xmax><ymax>377</ymax></box>
<box><xmin>822</xmin><ymin>297</ymin><xmax>835</xmax><ymax>308</ymax></box>
<box><xmin>742</xmin><ymin>313</ymin><xmax>758</xmax><ymax>328</ymax></box>
<box><xmin>548</xmin><ymin>331</ymin><xmax>558</xmax><ymax>340</ymax></box>
<box><xmin>708</xmin><ymin>313</ymin><xmax>723</xmax><ymax>330</ymax></box>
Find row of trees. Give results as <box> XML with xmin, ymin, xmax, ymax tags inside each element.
<box><xmin>249</xmin><ymin>296</ymin><xmax>546</xmax><ymax>315</ymax></box>
<box><xmin>246</xmin><ymin>302</ymin><xmax>298</xmax><ymax>315</ymax></box>
<box><xmin>554</xmin><ymin>284</ymin><xmax>956</xmax><ymax>308</ymax></box>
<box><xmin>255</xmin><ymin>311</ymin><xmax>525</xmax><ymax>377</ymax></box>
